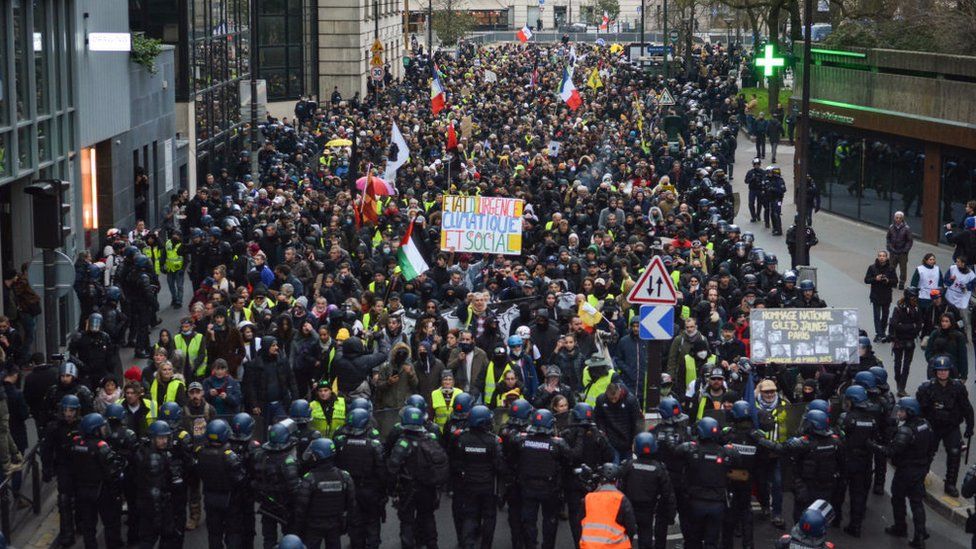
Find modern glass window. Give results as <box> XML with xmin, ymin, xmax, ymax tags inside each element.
<box><xmin>17</xmin><ymin>126</ymin><xmax>32</xmax><ymax>171</ymax></box>
<box><xmin>33</xmin><ymin>0</ymin><xmax>49</xmax><ymax>115</ymax></box>
<box><xmin>256</xmin><ymin>0</ymin><xmax>306</xmax><ymax>100</ymax></box>
<box><xmin>13</xmin><ymin>0</ymin><xmax>30</xmax><ymax>121</ymax></box>
<box><xmin>940</xmin><ymin>151</ymin><xmax>976</xmax><ymax>236</ymax></box>
<box><xmin>0</xmin><ymin>6</ymin><xmax>8</xmax><ymax>128</ymax></box>
<box><xmin>0</xmin><ymin>133</ymin><xmax>9</xmax><ymax>178</ymax></box>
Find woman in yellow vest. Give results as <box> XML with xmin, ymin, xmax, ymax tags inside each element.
<box><xmin>430</xmin><ymin>370</ymin><xmax>464</xmax><ymax>427</ymax></box>
<box><xmin>309</xmin><ymin>380</ymin><xmax>346</xmax><ymax>437</ymax></box>
<box><xmin>149</xmin><ymin>361</ymin><xmax>187</xmax><ymax>408</ymax></box>
<box><xmin>581</xmin><ymin>357</ymin><xmax>616</xmax><ymax>407</ymax></box>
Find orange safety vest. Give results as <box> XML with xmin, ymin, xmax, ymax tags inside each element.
<box><xmin>580</xmin><ymin>487</ymin><xmax>632</xmax><ymax>549</ymax></box>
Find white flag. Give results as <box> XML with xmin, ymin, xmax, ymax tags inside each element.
<box><xmin>384</xmin><ymin>122</ymin><xmax>410</xmax><ymax>183</ymax></box>
<box><xmin>548</xmin><ymin>140</ymin><xmax>561</xmax><ymax>157</ymax></box>
<box><xmin>484</xmin><ymin>69</ymin><xmax>498</xmax><ymax>83</ymax></box>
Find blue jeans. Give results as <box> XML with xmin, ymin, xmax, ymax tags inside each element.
<box><xmin>19</xmin><ymin>313</ymin><xmax>36</xmax><ymax>357</ymax></box>
<box><xmin>758</xmin><ymin>459</ymin><xmax>783</xmax><ymax>516</ymax></box>
<box><xmin>167</xmin><ymin>269</ymin><xmax>185</xmax><ymax>305</ymax></box>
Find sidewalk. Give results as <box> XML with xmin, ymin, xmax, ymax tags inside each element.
<box><xmin>734</xmin><ymin>137</ymin><xmax>974</xmax><ymax>526</ymax></box>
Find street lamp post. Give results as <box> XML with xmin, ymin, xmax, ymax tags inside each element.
<box><xmin>249</xmin><ymin>0</ymin><xmax>258</xmax><ymax>179</ymax></box>
<box><xmin>794</xmin><ymin>0</ymin><xmax>814</xmax><ymax>266</ymax></box>
<box><xmin>662</xmin><ymin>0</ymin><xmax>668</xmax><ymax>78</ymax></box>
<box><xmin>640</xmin><ymin>0</ymin><xmax>646</xmax><ymax>55</ymax></box>
<box><xmin>724</xmin><ymin>16</ymin><xmax>732</xmax><ymax>46</ymax></box>
<box><xmin>427</xmin><ymin>0</ymin><xmax>433</xmax><ymax>54</ymax></box>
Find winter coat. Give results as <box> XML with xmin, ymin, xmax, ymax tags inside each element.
<box><xmin>374</xmin><ymin>342</ymin><xmax>419</xmax><ymax>410</ymax></box>
<box><xmin>864</xmin><ymin>260</ymin><xmax>898</xmax><ymax>305</ymax></box>
<box><xmin>886</xmin><ymin>222</ymin><xmax>913</xmax><ymax>255</ymax></box>
<box><xmin>332</xmin><ymin>337</ymin><xmax>386</xmax><ymax>396</ymax></box>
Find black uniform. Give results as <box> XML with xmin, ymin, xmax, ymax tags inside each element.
<box><xmin>836</xmin><ymin>405</ymin><xmax>880</xmax><ymax>534</ymax></box>
<box><xmin>721</xmin><ymin>423</ymin><xmax>768</xmax><ymax>548</ymax></box>
<box><xmin>779</xmin><ymin>431</ymin><xmax>843</xmax><ymax>521</ymax></box>
<box><xmin>387</xmin><ymin>430</ymin><xmax>446</xmax><ymax>549</ymax></box>
<box><xmin>128</xmin><ymin>267</ymin><xmax>159</xmax><ymax>357</ymax></box>
<box><xmin>917</xmin><ymin>378</ymin><xmax>975</xmax><ymax>492</ymax></box>
<box><xmin>450</xmin><ymin>427</ymin><xmax>506</xmax><ymax>549</ymax></box>
<box><xmin>293</xmin><ymin>459</ymin><xmax>356</xmax><ymax>549</ymax></box>
<box><xmin>42</xmin><ymin>382</ymin><xmax>94</xmax><ymax>426</ymax></box>
<box><xmin>960</xmin><ymin>464</ymin><xmax>976</xmax><ymax>549</ymax></box>
<box><xmin>515</xmin><ymin>431</ymin><xmax>572</xmax><ymax>549</ymax></box>
<box><xmin>68</xmin><ymin>329</ymin><xmax>118</xmax><ymax>389</ymax></box>
<box><xmin>168</xmin><ymin>428</ymin><xmax>194</xmax><ymax>548</ymax></box>
<box><xmin>442</xmin><ymin>416</ymin><xmax>468</xmax><ymax>542</ymax></box>
<box><xmin>648</xmin><ymin>416</ymin><xmax>691</xmax><ymax>542</ymax></box>
<box><xmin>562</xmin><ymin>422</ymin><xmax>614</xmax><ymax>546</ymax></box>
<box><xmin>744</xmin><ymin>167</ymin><xmax>765</xmax><ymax>222</ymax></box>
<box><xmin>106</xmin><ymin>419</ymin><xmax>140</xmax><ymax>544</ymax></box>
<box><xmin>71</xmin><ymin>433</ymin><xmax>125</xmax><ymax>548</ymax></box>
<box><xmin>620</xmin><ymin>454</ymin><xmax>677</xmax><ymax>549</ymax></box>
<box><xmin>764</xmin><ymin>174</ymin><xmax>786</xmax><ymax>235</ymax></box>
<box><xmin>40</xmin><ymin>416</ymin><xmax>80</xmax><ymax>547</ymax></box>
<box><xmin>252</xmin><ymin>442</ymin><xmax>301</xmax><ymax>549</ymax></box>
<box><xmin>195</xmin><ymin>442</ymin><xmax>246</xmax><ymax>548</ymax></box>
<box><xmin>294</xmin><ymin>424</ymin><xmax>322</xmax><ymax>473</ymax></box>
<box><xmin>498</xmin><ymin>420</ymin><xmax>529</xmax><ymax>549</ymax></box>
<box><xmin>870</xmin><ymin>386</ymin><xmax>896</xmax><ymax>494</ymax></box>
<box><xmin>335</xmin><ymin>431</ymin><xmax>388</xmax><ymax>549</ymax></box>
<box><xmin>133</xmin><ymin>440</ymin><xmax>179</xmax><ymax>549</ymax></box>
<box><xmin>674</xmin><ymin>439</ymin><xmax>738</xmax><ymax>549</ymax></box>
<box><xmin>229</xmin><ymin>437</ymin><xmax>263</xmax><ymax>549</ymax></box>
<box><xmin>873</xmin><ymin>415</ymin><xmax>935</xmax><ymax>541</ymax></box>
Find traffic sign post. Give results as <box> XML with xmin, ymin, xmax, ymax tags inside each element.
<box><xmin>628</xmin><ymin>256</ymin><xmax>678</xmax><ymax>412</ymax></box>
<box><xmin>371</xmin><ymin>66</ymin><xmax>384</xmax><ymax>82</ymax></box>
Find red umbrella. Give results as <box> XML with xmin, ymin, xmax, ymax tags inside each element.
<box><xmin>355</xmin><ymin>174</ymin><xmax>397</xmax><ymax>195</ymax></box>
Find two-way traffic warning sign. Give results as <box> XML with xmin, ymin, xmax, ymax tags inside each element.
<box><xmin>627</xmin><ymin>256</ymin><xmax>678</xmax><ymax>305</ymax></box>
<box><xmin>654</xmin><ymin>88</ymin><xmax>676</xmax><ymax>107</ymax></box>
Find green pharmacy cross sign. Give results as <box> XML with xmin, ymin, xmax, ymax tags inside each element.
<box><xmin>755</xmin><ymin>44</ymin><xmax>785</xmax><ymax>77</ymax></box>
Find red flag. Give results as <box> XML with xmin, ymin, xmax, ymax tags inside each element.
<box><xmin>356</xmin><ymin>171</ymin><xmax>380</xmax><ymax>227</ymax></box>
<box><xmin>446</xmin><ymin>123</ymin><xmax>458</xmax><ymax>151</ymax></box>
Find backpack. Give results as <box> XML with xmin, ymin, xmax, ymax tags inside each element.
<box><xmin>412</xmin><ymin>436</ymin><xmax>449</xmax><ymax>487</ymax></box>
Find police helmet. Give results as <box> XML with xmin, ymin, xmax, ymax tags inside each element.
<box><xmin>931</xmin><ymin>355</ymin><xmax>954</xmax><ymax>371</ymax></box>
<box><xmin>696</xmin><ymin>417</ymin><xmax>720</xmax><ymax>440</ymax></box>
<box><xmin>277</xmin><ymin>534</ymin><xmax>307</xmax><ymax>549</ymax></box>
<box><xmin>743</xmin><ymin>274</ymin><xmax>758</xmax><ymax>287</ymax></box>
<box><xmin>404</xmin><ymin>394</ymin><xmax>427</xmax><ymax>411</ymax></box>
<box><xmin>200</xmin><ymin>214</ymin><xmax>214</xmax><ymax>227</ymax></box>
<box><xmin>468</xmin><ymin>405</ymin><xmax>493</xmax><ymax>430</ymax></box>
<box><xmin>896</xmin><ymin>397</ymin><xmax>921</xmax><ymax>418</ymax></box>
<box><xmin>869</xmin><ymin>366</ymin><xmax>888</xmax><ymax>386</ymax></box>
<box><xmin>451</xmin><ymin>392</ymin><xmax>475</xmax><ymax>419</ymax></box>
<box><xmin>730</xmin><ymin>400</ymin><xmax>752</xmax><ymax>422</ymax></box>
<box><xmin>160</xmin><ymin>402</ymin><xmax>182</xmax><ymax>425</ymax></box>
<box><xmin>87</xmin><ymin>313</ymin><xmax>103</xmax><ymax>332</ymax></box>
<box><xmin>59</xmin><ymin>361</ymin><xmax>79</xmax><ymax>378</ymax></box>
<box><xmin>783</xmin><ymin>271</ymin><xmax>798</xmax><ymax>284</ymax></box>
<box><xmin>345</xmin><ymin>408</ymin><xmax>371</xmax><ymax>435</ymax></box>
<box><xmin>571</xmin><ymin>403</ymin><xmax>595</xmax><ymax>425</ymax></box>
<box><xmin>797</xmin><ymin>508</ymin><xmax>827</xmax><ymax>539</ymax></box>
<box><xmin>134</xmin><ymin>254</ymin><xmax>151</xmax><ymax>270</ymax></box>
<box><xmin>765</xmin><ymin>253</ymin><xmax>778</xmax><ymax>265</ymax></box>
<box><xmin>303</xmin><ymin>438</ymin><xmax>336</xmax><ymax>463</ymax></box>
<box><xmin>853</xmin><ymin>371</ymin><xmax>877</xmax><ymax>391</ymax></box>
<box><xmin>528</xmin><ymin>409</ymin><xmax>556</xmax><ymax>434</ymax></box>
<box><xmin>804</xmin><ymin>410</ymin><xmax>830</xmax><ymax>434</ymax></box>
<box><xmin>60</xmin><ymin>394</ymin><xmax>81</xmax><ymax>411</ymax></box>
<box><xmin>597</xmin><ymin>463</ymin><xmax>620</xmax><ymax>484</ymax></box>
<box><xmin>807</xmin><ymin>399</ymin><xmax>831</xmax><ymax>415</ymax></box>
<box><xmin>149</xmin><ymin>420</ymin><xmax>173</xmax><ymax>438</ymax></box>
<box><xmin>844</xmin><ymin>385</ymin><xmax>869</xmax><ymax>407</ymax></box>
<box><xmin>658</xmin><ymin>397</ymin><xmax>683</xmax><ymax>420</ymax></box>
<box><xmin>752</xmin><ymin>158</ymin><xmax>761</xmax><ymax>166</ymax></box>
<box><xmin>349</xmin><ymin>397</ymin><xmax>374</xmax><ymax>415</ymax></box>
<box><xmin>80</xmin><ymin>413</ymin><xmax>108</xmax><ymax>437</ymax></box>
<box><xmin>105</xmin><ymin>286</ymin><xmax>122</xmax><ymax>302</ymax></box>
<box><xmin>858</xmin><ymin>335</ymin><xmax>872</xmax><ymax>350</ymax></box>
<box><xmin>230</xmin><ymin>412</ymin><xmax>255</xmax><ymax>441</ymax></box>
<box><xmin>771</xmin><ymin>165</ymin><xmax>782</xmax><ymax>176</ymax></box>
<box><xmin>105</xmin><ymin>403</ymin><xmax>126</xmax><ymax>423</ymax></box>
<box><xmin>289</xmin><ymin>399</ymin><xmax>312</xmax><ymax>424</ymax></box>
<box><xmin>741</xmin><ymin>232</ymin><xmax>755</xmax><ymax>244</ymax></box>
<box><xmin>727</xmin><ymin>224</ymin><xmax>741</xmax><ymax>235</ymax></box>
<box><xmin>209</xmin><ymin>227</ymin><xmax>222</xmax><ymax>238</ymax></box>
<box><xmin>508</xmin><ymin>399</ymin><xmax>534</xmax><ymax>426</ymax></box>
<box><xmin>265</xmin><ymin>421</ymin><xmax>296</xmax><ymax>449</ymax></box>
<box><xmin>798</xmin><ymin>280</ymin><xmax>816</xmax><ymax>292</ymax></box>
<box><xmin>190</xmin><ymin>228</ymin><xmax>204</xmax><ymax>239</ymax></box>
<box><xmin>634</xmin><ymin>432</ymin><xmax>658</xmax><ymax>456</ymax></box>
<box><xmin>749</xmin><ymin>249</ymin><xmax>765</xmax><ymax>264</ymax></box>
<box><xmin>123</xmin><ymin>245</ymin><xmax>140</xmax><ymax>258</ymax></box>
<box><xmin>400</xmin><ymin>406</ymin><xmax>426</xmax><ymax>432</ymax></box>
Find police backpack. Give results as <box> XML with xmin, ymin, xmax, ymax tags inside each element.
<box><xmin>413</xmin><ymin>436</ymin><xmax>450</xmax><ymax>487</ymax></box>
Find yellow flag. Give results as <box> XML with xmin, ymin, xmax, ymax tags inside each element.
<box><xmin>587</xmin><ymin>68</ymin><xmax>604</xmax><ymax>90</ymax></box>
<box><xmin>609</xmin><ymin>43</ymin><xmax>624</xmax><ymax>54</ymax></box>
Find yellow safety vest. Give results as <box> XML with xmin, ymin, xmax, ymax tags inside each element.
<box><xmin>483</xmin><ymin>361</ymin><xmax>512</xmax><ymax>406</ymax></box>
<box><xmin>431</xmin><ymin>388</ymin><xmax>464</xmax><ymax>427</ymax></box>
<box><xmin>310</xmin><ymin>397</ymin><xmax>346</xmax><ymax>437</ymax></box>
<box><xmin>164</xmin><ymin>241</ymin><xmax>184</xmax><ymax>272</ymax></box>
<box><xmin>150</xmin><ymin>378</ymin><xmax>185</xmax><ymax>406</ymax></box>
<box><xmin>684</xmin><ymin>354</ymin><xmax>716</xmax><ymax>395</ymax></box>
<box><xmin>115</xmin><ymin>397</ymin><xmax>157</xmax><ymax>429</ymax></box>
<box><xmin>175</xmin><ymin>333</ymin><xmax>207</xmax><ymax>377</ymax></box>
<box><xmin>143</xmin><ymin>245</ymin><xmax>165</xmax><ymax>275</ymax></box>
<box><xmin>582</xmin><ymin>368</ymin><xmax>615</xmax><ymax>406</ymax></box>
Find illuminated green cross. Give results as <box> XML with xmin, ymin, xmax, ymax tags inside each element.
<box><xmin>755</xmin><ymin>44</ymin><xmax>785</xmax><ymax>77</ymax></box>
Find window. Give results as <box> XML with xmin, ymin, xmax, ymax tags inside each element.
<box><xmin>940</xmin><ymin>151</ymin><xmax>976</xmax><ymax>238</ymax></box>
<box><xmin>0</xmin><ymin>6</ymin><xmax>8</xmax><ymax>128</ymax></box>
<box><xmin>34</xmin><ymin>0</ymin><xmax>50</xmax><ymax>115</ymax></box>
<box><xmin>17</xmin><ymin>126</ymin><xmax>32</xmax><ymax>171</ymax></box>
<box><xmin>256</xmin><ymin>2</ymin><xmax>305</xmax><ymax>100</ymax></box>
<box><xmin>12</xmin><ymin>0</ymin><xmax>30</xmax><ymax>120</ymax></box>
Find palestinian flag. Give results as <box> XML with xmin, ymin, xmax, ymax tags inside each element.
<box><xmin>396</xmin><ymin>220</ymin><xmax>429</xmax><ymax>281</ymax></box>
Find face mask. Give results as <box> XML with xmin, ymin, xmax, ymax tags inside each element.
<box><xmin>493</xmin><ymin>354</ymin><xmax>507</xmax><ymax>364</ymax></box>
<box><xmin>181</xmin><ymin>329</ymin><xmax>193</xmax><ymax>336</ymax></box>
<box><xmin>460</xmin><ymin>342</ymin><xmax>474</xmax><ymax>353</ymax></box>
<box><xmin>696</xmin><ymin>350</ymin><xmax>708</xmax><ymax>359</ymax></box>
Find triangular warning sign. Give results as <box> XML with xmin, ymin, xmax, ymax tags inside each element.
<box><xmin>657</xmin><ymin>88</ymin><xmax>675</xmax><ymax>106</ymax></box>
<box><xmin>627</xmin><ymin>256</ymin><xmax>678</xmax><ymax>305</ymax></box>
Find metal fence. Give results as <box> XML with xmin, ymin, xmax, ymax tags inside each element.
<box><xmin>0</xmin><ymin>444</ymin><xmax>42</xmax><ymax>540</ymax></box>
<box><xmin>465</xmin><ymin>31</ymin><xmax>735</xmax><ymax>45</ymax></box>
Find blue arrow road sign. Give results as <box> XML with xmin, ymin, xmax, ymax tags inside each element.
<box><xmin>639</xmin><ymin>305</ymin><xmax>675</xmax><ymax>340</ymax></box>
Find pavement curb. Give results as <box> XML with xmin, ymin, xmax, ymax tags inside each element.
<box><xmin>924</xmin><ymin>471</ymin><xmax>972</xmax><ymax>527</ymax></box>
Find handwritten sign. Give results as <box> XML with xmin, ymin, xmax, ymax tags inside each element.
<box><xmin>440</xmin><ymin>195</ymin><xmax>524</xmax><ymax>255</ymax></box>
<box><xmin>749</xmin><ymin>308</ymin><xmax>859</xmax><ymax>364</ymax></box>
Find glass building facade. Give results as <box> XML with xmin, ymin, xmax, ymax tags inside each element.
<box><xmin>256</xmin><ymin>0</ymin><xmax>315</xmax><ymax>101</ymax></box>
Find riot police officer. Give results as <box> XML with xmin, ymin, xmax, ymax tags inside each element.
<box><xmin>785</xmin><ymin>215</ymin><xmax>819</xmax><ymax>269</ymax></box>
<box><xmin>159</xmin><ymin>401</ymin><xmax>194</xmax><ymax>547</ymax></box>
<box><xmin>40</xmin><ymin>394</ymin><xmax>82</xmax><ymax>547</ymax></box>
<box><xmin>515</xmin><ymin>409</ymin><xmax>572</xmax><ymax>549</ymax></box>
<box><xmin>99</xmin><ymin>285</ymin><xmax>128</xmax><ymax>347</ymax></box>
<box><xmin>383</xmin><ymin>394</ymin><xmax>440</xmax><ymax>456</ymax></box>
<box><xmin>335</xmin><ymin>408</ymin><xmax>387</xmax><ymax>549</ymax></box>
<box><xmin>674</xmin><ymin>417</ymin><xmax>738</xmax><ymax>549</ymax></box>
<box><xmin>229</xmin><ymin>412</ymin><xmax>262</xmax><ymax>549</ymax></box>
<box><xmin>293</xmin><ymin>438</ymin><xmax>356</xmax><ymax>548</ymax></box>
<box><xmin>134</xmin><ymin>421</ymin><xmax>180</xmax><ymax>548</ymax></box>
<box><xmin>42</xmin><ymin>361</ymin><xmax>94</xmax><ymax>425</ymax></box>
<box><xmin>745</xmin><ymin>158</ymin><xmax>765</xmax><ymax>223</ymax></box>
<box><xmin>387</xmin><ymin>406</ymin><xmax>449</xmax><ymax>549</ymax></box>
<box><xmin>451</xmin><ymin>405</ymin><xmax>505</xmax><ymax>549</ymax></box>
<box><xmin>195</xmin><ymin>419</ymin><xmax>246</xmax><ymax>548</ymax></box>
<box><xmin>764</xmin><ymin>165</ymin><xmax>787</xmax><ymax>235</ymax></box>
<box><xmin>721</xmin><ymin>401</ymin><xmax>767</xmax><ymax>549</ymax></box>
<box><xmin>498</xmin><ymin>398</ymin><xmax>534</xmax><ymax>549</ymax></box>
<box><xmin>869</xmin><ymin>365</ymin><xmax>896</xmax><ymax>495</ymax></box>
<box><xmin>620</xmin><ymin>433</ymin><xmax>676</xmax><ymax>549</ymax></box>
<box><xmin>916</xmin><ymin>358</ymin><xmax>974</xmax><ymax>497</ymax></box>
<box><xmin>791</xmin><ymin>280</ymin><xmax>827</xmax><ymax>308</ymax></box>
<box><xmin>289</xmin><ymin>399</ymin><xmax>322</xmax><ymax>472</ymax></box>
<box><xmin>73</xmin><ymin>413</ymin><xmax>124</xmax><ymax>548</ymax></box>
<box><xmin>775</xmin><ymin>503</ymin><xmax>835</xmax><ymax>549</ymax></box>
<box><xmin>562</xmin><ymin>403</ymin><xmax>613</xmax><ymax>546</ymax></box>
<box><xmin>775</xmin><ymin>409</ymin><xmax>843</xmax><ymax>521</ymax></box>
<box><xmin>443</xmin><ymin>391</ymin><xmax>474</xmax><ymax>542</ymax></box>
<box><xmin>104</xmin><ymin>404</ymin><xmax>140</xmax><ymax>544</ymax></box>
<box><xmin>68</xmin><ymin>313</ymin><xmax>119</xmax><ymax>389</ymax></box>
<box><xmin>836</xmin><ymin>386</ymin><xmax>880</xmax><ymax>537</ymax></box>
<box><xmin>648</xmin><ymin>397</ymin><xmax>691</xmax><ymax>542</ymax></box>
<box><xmin>253</xmin><ymin>420</ymin><xmax>302</xmax><ymax>548</ymax></box>
<box><xmin>872</xmin><ymin>397</ymin><xmax>936</xmax><ymax>548</ymax></box>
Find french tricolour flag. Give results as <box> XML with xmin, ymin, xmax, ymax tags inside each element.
<box><xmin>516</xmin><ymin>25</ymin><xmax>533</xmax><ymax>43</ymax></box>
<box><xmin>559</xmin><ymin>67</ymin><xmax>582</xmax><ymax>111</ymax></box>
<box><xmin>430</xmin><ymin>65</ymin><xmax>446</xmax><ymax>115</ymax></box>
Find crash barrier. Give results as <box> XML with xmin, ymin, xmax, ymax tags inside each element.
<box><xmin>0</xmin><ymin>444</ymin><xmax>43</xmax><ymax>540</ymax></box>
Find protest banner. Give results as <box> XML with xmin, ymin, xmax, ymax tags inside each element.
<box><xmin>440</xmin><ymin>195</ymin><xmax>524</xmax><ymax>255</ymax></box>
<box><xmin>749</xmin><ymin>308</ymin><xmax>859</xmax><ymax>364</ymax></box>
